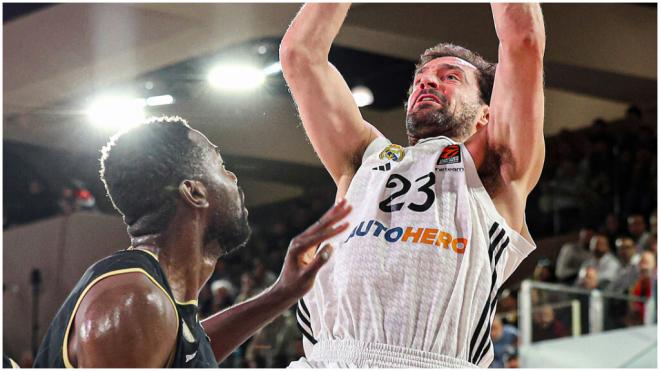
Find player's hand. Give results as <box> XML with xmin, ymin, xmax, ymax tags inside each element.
<box><xmin>273</xmin><ymin>199</ymin><xmax>352</xmax><ymax>301</ymax></box>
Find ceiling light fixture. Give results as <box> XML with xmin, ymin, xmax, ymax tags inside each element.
<box><xmin>208</xmin><ymin>64</ymin><xmax>265</xmax><ymax>91</ymax></box>
<box><xmin>263</xmin><ymin>62</ymin><xmax>282</xmax><ymax>76</ymax></box>
<box><xmin>146</xmin><ymin>94</ymin><xmax>174</xmax><ymax>106</ymax></box>
<box><xmin>87</xmin><ymin>96</ymin><xmax>146</xmax><ymax>130</ymax></box>
<box><xmin>351</xmin><ymin>85</ymin><xmax>374</xmax><ymax>107</ymax></box>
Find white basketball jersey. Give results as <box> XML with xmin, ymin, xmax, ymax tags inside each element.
<box><xmin>295</xmin><ymin>136</ymin><xmax>535</xmax><ymax>368</ymax></box>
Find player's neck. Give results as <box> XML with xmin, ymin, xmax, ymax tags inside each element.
<box><xmin>407</xmin><ymin>133</ymin><xmax>464</xmax><ymax>146</ymax></box>
<box><xmin>131</xmin><ymin>224</ymin><xmax>214</xmax><ymax>304</ymax></box>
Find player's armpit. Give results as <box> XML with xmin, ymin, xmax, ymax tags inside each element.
<box><xmin>486</xmin><ymin>3</ymin><xmax>546</xmax><ymax>194</ymax></box>
<box><xmin>69</xmin><ymin>272</ymin><xmax>178</xmax><ymax>368</ymax></box>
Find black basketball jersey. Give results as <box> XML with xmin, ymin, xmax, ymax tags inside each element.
<box><xmin>3</xmin><ymin>355</ymin><xmax>19</xmax><ymax>368</ymax></box>
<box><xmin>33</xmin><ymin>248</ymin><xmax>217</xmax><ymax>368</ymax></box>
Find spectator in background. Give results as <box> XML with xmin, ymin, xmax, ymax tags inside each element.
<box><xmin>575</xmin><ymin>266</ymin><xmax>599</xmax><ymax>334</ymax></box>
<box><xmin>576</xmin><ymin>266</ymin><xmax>599</xmax><ymax>291</ymax></box>
<box><xmin>628</xmin><ymin>214</ymin><xmax>652</xmax><ymax>252</ymax></box>
<box><xmin>57</xmin><ymin>186</ymin><xmax>77</xmax><ymax>215</ymax></box>
<box><xmin>532</xmin><ymin>304</ymin><xmax>569</xmax><ymax>342</ymax></box>
<box><xmin>531</xmin><ymin>258</ymin><xmax>559</xmax><ymax>306</ymax></box>
<box><xmin>556</xmin><ymin>227</ymin><xmax>594</xmax><ymax>284</ymax></box>
<box><xmin>605</xmin><ymin>237</ymin><xmax>640</xmax><ymax>330</ymax></box>
<box><xmin>57</xmin><ymin>180</ymin><xmax>98</xmax><ymax>215</ymax></box>
<box><xmin>252</xmin><ymin>258</ymin><xmax>277</xmax><ymax>293</ymax></box>
<box><xmin>580</xmin><ymin>234</ymin><xmax>620</xmax><ymax>288</ymax></box>
<box><xmin>497</xmin><ymin>289</ymin><xmax>518</xmax><ymax>327</ymax></box>
<box><xmin>236</xmin><ymin>272</ymin><xmax>257</xmax><ymax>304</ymax></box>
<box><xmin>629</xmin><ymin>251</ymin><xmax>656</xmax><ymax>324</ymax></box>
<box><xmin>600</xmin><ymin>213</ymin><xmax>624</xmax><ymax>251</ymax></box>
<box><xmin>533</xmin><ymin>258</ymin><xmax>557</xmax><ymax>283</ymax></box>
<box><xmin>490</xmin><ymin>315</ymin><xmax>518</xmax><ymax>368</ymax></box>
<box><xmin>503</xmin><ymin>347</ymin><xmax>519</xmax><ymax>368</ymax></box>
<box><xmin>210</xmin><ymin>279</ymin><xmax>236</xmax><ymax>312</ymax></box>
<box><xmin>606</xmin><ymin>237</ymin><xmax>640</xmax><ymax>294</ymax></box>
<box><xmin>71</xmin><ymin>180</ymin><xmax>97</xmax><ymax>211</ymax></box>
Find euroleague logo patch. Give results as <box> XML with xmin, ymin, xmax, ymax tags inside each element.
<box><xmin>379</xmin><ymin>144</ymin><xmax>405</xmax><ymax>162</ymax></box>
<box><xmin>437</xmin><ymin>145</ymin><xmax>461</xmax><ymax>165</ymax></box>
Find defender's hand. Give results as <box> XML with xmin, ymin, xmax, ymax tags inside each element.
<box><xmin>274</xmin><ymin>199</ymin><xmax>352</xmax><ymax>300</ymax></box>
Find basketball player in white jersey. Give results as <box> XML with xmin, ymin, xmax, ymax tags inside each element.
<box><xmin>280</xmin><ymin>3</ymin><xmax>545</xmax><ymax>368</ymax></box>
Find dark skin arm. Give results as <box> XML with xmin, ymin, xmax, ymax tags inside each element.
<box><xmin>201</xmin><ymin>199</ymin><xmax>352</xmax><ymax>362</ymax></box>
<box><xmin>68</xmin><ymin>272</ymin><xmax>178</xmax><ymax>367</ymax></box>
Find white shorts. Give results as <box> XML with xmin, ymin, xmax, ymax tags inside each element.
<box><xmin>287</xmin><ymin>340</ymin><xmax>478</xmax><ymax>368</ymax></box>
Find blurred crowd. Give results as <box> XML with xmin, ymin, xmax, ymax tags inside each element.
<box><xmin>487</xmin><ymin>107</ymin><xmax>658</xmax><ymax>369</ymax></box>
<box><xmin>4</xmin><ymin>179</ymin><xmax>98</xmax><ymax>229</ymax></box>
<box><xmin>489</xmin><ymin>211</ymin><xmax>657</xmax><ymax>368</ymax></box>
<box><xmin>530</xmin><ymin>106</ymin><xmax>656</xmax><ymax>236</ymax></box>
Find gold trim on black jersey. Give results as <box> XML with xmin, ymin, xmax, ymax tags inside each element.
<box><xmin>61</xmin><ymin>268</ymin><xmax>180</xmax><ymax>368</ymax></box>
<box><xmin>127</xmin><ymin>246</ymin><xmax>160</xmax><ymax>261</ymax></box>
<box><xmin>128</xmin><ymin>248</ymin><xmax>198</xmax><ymax>307</ymax></box>
<box><xmin>8</xmin><ymin>357</ymin><xmax>19</xmax><ymax>368</ymax></box>
<box><xmin>176</xmin><ymin>299</ymin><xmax>199</xmax><ymax>306</ymax></box>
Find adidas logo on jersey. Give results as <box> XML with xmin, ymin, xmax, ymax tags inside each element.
<box><xmin>372</xmin><ymin>162</ymin><xmax>391</xmax><ymax>171</ymax></box>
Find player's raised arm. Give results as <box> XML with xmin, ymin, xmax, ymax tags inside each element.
<box><xmin>280</xmin><ymin>3</ymin><xmax>382</xmax><ymax>194</ymax></box>
<box><xmin>477</xmin><ymin>3</ymin><xmax>546</xmax><ymax>193</ymax></box>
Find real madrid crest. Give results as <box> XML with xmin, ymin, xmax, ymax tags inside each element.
<box><xmin>379</xmin><ymin>144</ymin><xmax>405</xmax><ymax>162</ymax></box>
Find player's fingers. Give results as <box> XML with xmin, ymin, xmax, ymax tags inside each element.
<box><xmin>293</xmin><ymin>221</ymin><xmax>350</xmax><ymax>255</ymax></box>
<box><xmin>297</xmin><ymin>244</ymin><xmax>316</xmax><ymax>268</ymax></box>
<box><xmin>302</xmin><ymin>244</ymin><xmax>334</xmax><ymax>277</ymax></box>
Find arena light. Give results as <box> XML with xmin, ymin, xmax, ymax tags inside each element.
<box><xmin>351</xmin><ymin>85</ymin><xmax>374</xmax><ymax>107</ymax></box>
<box><xmin>87</xmin><ymin>96</ymin><xmax>146</xmax><ymax>130</ymax></box>
<box><xmin>263</xmin><ymin>62</ymin><xmax>282</xmax><ymax>76</ymax></box>
<box><xmin>208</xmin><ymin>64</ymin><xmax>265</xmax><ymax>91</ymax></box>
<box><xmin>146</xmin><ymin>94</ymin><xmax>174</xmax><ymax>106</ymax></box>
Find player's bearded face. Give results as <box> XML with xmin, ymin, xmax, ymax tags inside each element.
<box><xmin>405</xmin><ymin>91</ymin><xmax>480</xmax><ymax>142</ymax></box>
<box><xmin>204</xmin><ymin>184</ymin><xmax>251</xmax><ymax>258</ymax></box>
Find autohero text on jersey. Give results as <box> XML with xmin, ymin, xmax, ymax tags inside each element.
<box><xmin>344</xmin><ymin>219</ymin><xmax>468</xmax><ymax>254</ymax></box>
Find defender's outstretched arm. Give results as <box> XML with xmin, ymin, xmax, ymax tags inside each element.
<box><xmin>202</xmin><ymin>200</ymin><xmax>352</xmax><ymax>362</ymax></box>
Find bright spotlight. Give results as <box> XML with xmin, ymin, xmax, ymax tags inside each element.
<box><xmin>87</xmin><ymin>96</ymin><xmax>146</xmax><ymax>130</ymax></box>
<box><xmin>351</xmin><ymin>85</ymin><xmax>374</xmax><ymax>107</ymax></box>
<box><xmin>208</xmin><ymin>65</ymin><xmax>265</xmax><ymax>91</ymax></box>
<box><xmin>263</xmin><ymin>62</ymin><xmax>282</xmax><ymax>76</ymax></box>
<box><xmin>146</xmin><ymin>94</ymin><xmax>174</xmax><ymax>106</ymax></box>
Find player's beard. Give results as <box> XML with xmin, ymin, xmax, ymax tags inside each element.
<box><xmin>406</xmin><ymin>100</ymin><xmax>479</xmax><ymax>142</ymax></box>
<box><xmin>204</xmin><ymin>189</ymin><xmax>251</xmax><ymax>259</ymax></box>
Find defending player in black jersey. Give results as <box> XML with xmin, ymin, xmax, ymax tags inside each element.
<box><xmin>33</xmin><ymin>116</ymin><xmax>351</xmax><ymax>367</ymax></box>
